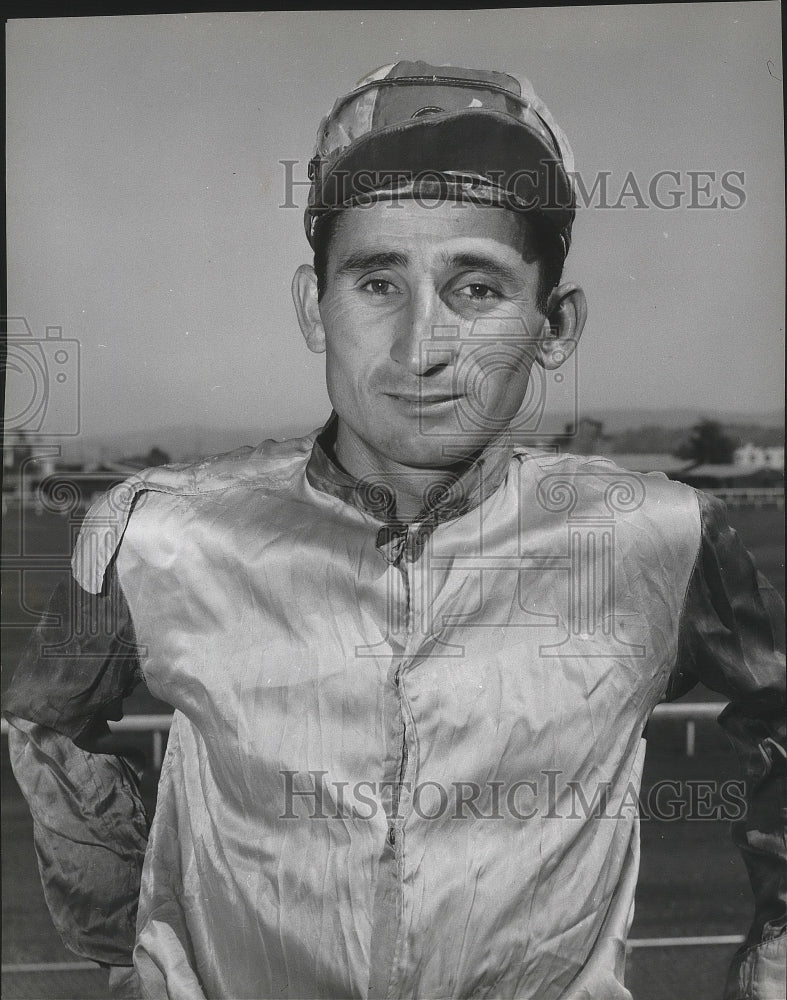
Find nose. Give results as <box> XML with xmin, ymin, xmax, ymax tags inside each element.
<box><xmin>389</xmin><ymin>289</ymin><xmax>455</xmax><ymax>376</ymax></box>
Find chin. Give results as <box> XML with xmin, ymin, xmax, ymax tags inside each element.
<box><xmin>383</xmin><ymin>431</ymin><xmax>494</xmax><ymax>470</ymax></box>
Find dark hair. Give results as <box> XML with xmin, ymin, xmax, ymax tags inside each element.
<box><xmin>312</xmin><ymin>205</ymin><xmax>565</xmax><ymax>314</ymax></box>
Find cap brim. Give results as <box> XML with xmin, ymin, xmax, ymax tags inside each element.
<box><xmin>311</xmin><ymin>110</ymin><xmax>574</xmax><ymax>220</ymax></box>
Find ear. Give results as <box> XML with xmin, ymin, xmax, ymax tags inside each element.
<box><xmin>292</xmin><ymin>264</ymin><xmax>326</xmax><ymax>354</ymax></box>
<box><xmin>536</xmin><ymin>282</ymin><xmax>587</xmax><ymax>370</ymax></box>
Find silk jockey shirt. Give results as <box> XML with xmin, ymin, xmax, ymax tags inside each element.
<box><xmin>5</xmin><ymin>419</ymin><xmax>786</xmax><ymax>1000</ymax></box>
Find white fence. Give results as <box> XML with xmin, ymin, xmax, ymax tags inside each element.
<box><xmin>707</xmin><ymin>486</ymin><xmax>784</xmax><ymax>508</ymax></box>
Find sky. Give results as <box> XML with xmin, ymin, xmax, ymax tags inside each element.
<box><xmin>5</xmin><ymin>4</ymin><xmax>785</xmax><ymax>457</ymax></box>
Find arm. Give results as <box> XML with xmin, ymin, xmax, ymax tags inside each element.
<box><xmin>667</xmin><ymin>492</ymin><xmax>786</xmax><ymax>1000</ymax></box>
<box><xmin>4</xmin><ymin>564</ymin><xmax>149</xmax><ymax>968</ymax></box>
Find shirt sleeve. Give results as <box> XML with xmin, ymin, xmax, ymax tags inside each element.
<box><xmin>668</xmin><ymin>491</ymin><xmax>786</xmax><ymax>1000</ymax></box>
<box><xmin>3</xmin><ymin>564</ymin><xmax>149</xmax><ymax>967</ymax></box>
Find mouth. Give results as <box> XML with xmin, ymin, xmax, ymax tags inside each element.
<box><xmin>387</xmin><ymin>392</ymin><xmax>461</xmax><ymax>406</ymax></box>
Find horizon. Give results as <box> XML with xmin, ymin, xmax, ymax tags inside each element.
<box><xmin>10</xmin><ymin>404</ymin><xmax>782</xmax><ymax>467</ymax></box>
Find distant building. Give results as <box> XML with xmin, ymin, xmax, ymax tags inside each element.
<box><xmin>2</xmin><ymin>430</ymin><xmax>57</xmax><ymax>486</ymax></box>
<box><xmin>554</xmin><ymin>417</ymin><xmax>612</xmax><ymax>455</ymax></box>
<box><xmin>734</xmin><ymin>443</ymin><xmax>784</xmax><ymax>470</ymax></box>
<box><xmin>3</xmin><ymin>437</ymin><xmax>172</xmax><ymax>514</ymax></box>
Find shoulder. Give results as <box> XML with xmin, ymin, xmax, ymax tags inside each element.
<box><xmin>122</xmin><ymin>433</ymin><xmax>317</xmax><ymax>498</ymax></box>
<box><xmin>510</xmin><ymin>448</ymin><xmax>705</xmax><ymax>583</ymax></box>
<box><xmin>72</xmin><ymin>431</ymin><xmax>319</xmax><ymax>594</ymax></box>
<box><xmin>512</xmin><ymin>447</ymin><xmax>701</xmax><ymax>515</ymax></box>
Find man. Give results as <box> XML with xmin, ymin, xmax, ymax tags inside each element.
<box><xmin>5</xmin><ymin>61</ymin><xmax>785</xmax><ymax>1000</ymax></box>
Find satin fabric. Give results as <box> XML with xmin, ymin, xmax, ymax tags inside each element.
<box><xmin>71</xmin><ymin>438</ymin><xmax>702</xmax><ymax>999</ymax></box>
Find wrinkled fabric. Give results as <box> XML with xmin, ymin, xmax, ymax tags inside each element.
<box><xmin>5</xmin><ymin>563</ymin><xmax>141</xmax><ymax>745</ymax></box>
<box><xmin>5</xmin><ymin>428</ymin><xmax>786</xmax><ymax>999</ymax></box>
<box><xmin>6</xmin><ymin>717</ymin><xmax>149</xmax><ymax>964</ymax></box>
<box><xmin>107</xmin><ymin>442</ymin><xmax>690</xmax><ymax>1000</ymax></box>
<box><xmin>722</xmin><ymin>934</ymin><xmax>787</xmax><ymax>1000</ymax></box>
<box><xmin>671</xmin><ymin>492</ymin><xmax>787</xmax><ymax>999</ymax></box>
<box><xmin>83</xmin><ymin>439</ymin><xmax>693</xmax><ymax>998</ymax></box>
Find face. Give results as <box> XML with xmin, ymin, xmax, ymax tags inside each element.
<box><xmin>294</xmin><ymin>200</ymin><xmax>581</xmax><ymax>477</ymax></box>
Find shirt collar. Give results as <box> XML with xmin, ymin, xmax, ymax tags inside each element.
<box><xmin>305</xmin><ymin>413</ymin><xmax>513</xmax><ymax>564</ymax></box>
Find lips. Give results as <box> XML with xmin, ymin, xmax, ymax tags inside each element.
<box><xmin>387</xmin><ymin>391</ymin><xmax>461</xmax><ymax>404</ymax></box>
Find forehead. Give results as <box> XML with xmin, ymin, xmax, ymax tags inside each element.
<box><xmin>327</xmin><ymin>200</ymin><xmax>532</xmax><ymax>267</ymax></box>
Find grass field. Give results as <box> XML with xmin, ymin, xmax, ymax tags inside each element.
<box><xmin>1</xmin><ymin>501</ymin><xmax>784</xmax><ymax>999</ymax></box>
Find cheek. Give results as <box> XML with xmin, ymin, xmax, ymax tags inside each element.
<box><xmin>321</xmin><ymin>302</ymin><xmax>397</xmax><ymax>401</ymax></box>
<box><xmin>454</xmin><ymin>343</ymin><xmax>535</xmax><ymax>409</ymax></box>
<box><xmin>323</xmin><ymin>336</ymin><xmax>380</xmax><ymax>425</ymax></box>
<box><xmin>324</xmin><ymin>349</ymin><xmax>360</xmax><ymax>411</ymax></box>
<box><xmin>321</xmin><ymin>304</ymin><xmax>365</xmax><ymax>388</ymax></box>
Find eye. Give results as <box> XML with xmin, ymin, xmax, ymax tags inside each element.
<box><xmin>361</xmin><ymin>277</ymin><xmax>397</xmax><ymax>296</ymax></box>
<box><xmin>456</xmin><ymin>282</ymin><xmax>500</xmax><ymax>301</ymax></box>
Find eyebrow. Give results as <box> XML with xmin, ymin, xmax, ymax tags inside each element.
<box><xmin>334</xmin><ymin>250</ymin><xmax>409</xmax><ymax>276</ymax></box>
<box><xmin>440</xmin><ymin>252</ymin><xmax>522</xmax><ymax>285</ymax></box>
<box><xmin>332</xmin><ymin>249</ymin><xmax>523</xmax><ymax>285</ymax></box>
